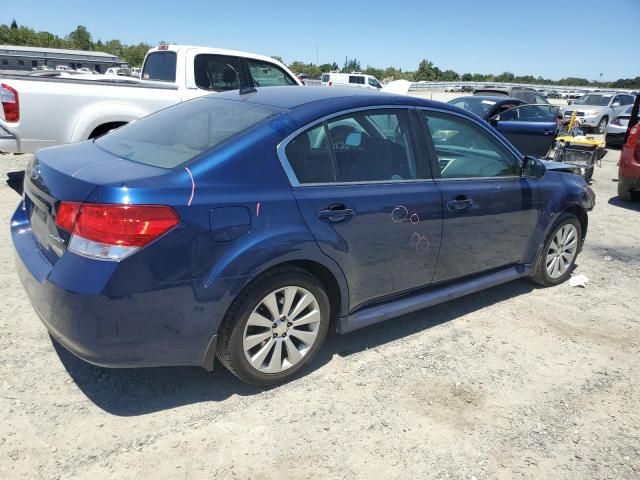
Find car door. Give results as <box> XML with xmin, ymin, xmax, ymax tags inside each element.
<box><xmin>280</xmin><ymin>107</ymin><xmax>443</xmax><ymax>310</ymax></box>
<box><xmin>491</xmin><ymin>104</ymin><xmax>559</xmax><ymax>157</ymax></box>
<box><xmin>417</xmin><ymin>108</ymin><xmax>540</xmax><ymax>283</ymax></box>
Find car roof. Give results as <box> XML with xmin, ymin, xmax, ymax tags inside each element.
<box><xmin>454</xmin><ymin>95</ymin><xmax>524</xmax><ymax>104</ymax></box>
<box><xmin>211</xmin><ymin>86</ymin><xmax>472</xmax><ymax>129</ymax></box>
<box><xmin>212</xmin><ymin>85</ymin><xmax>452</xmax><ymax>110</ymax></box>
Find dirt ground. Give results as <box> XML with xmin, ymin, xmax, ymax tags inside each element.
<box><xmin>0</xmin><ymin>148</ymin><xmax>638</xmax><ymax>480</ymax></box>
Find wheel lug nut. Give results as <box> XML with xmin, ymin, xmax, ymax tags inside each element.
<box><xmin>273</xmin><ymin>333</ymin><xmax>277</xmax><ymax>338</ymax></box>
<box><xmin>282</xmin><ymin>333</ymin><xmax>287</xmax><ymax>338</ymax></box>
<box><xmin>272</xmin><ymin>323</ymin><xmax>277</xmax><ymax>328</ymax></box>
<box><xmin>287</xmin><ymin>322</ymin><xmax>292</xmax><ymax>327</ymax></box>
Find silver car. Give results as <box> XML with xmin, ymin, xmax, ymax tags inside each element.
<box><xmin>605</xmin><ymin>105</ymin><xmax>634</xmax><ymax>147</ymax></box>
<box><xmin>563</xmin><ymin>92</ymin><xmax>636</xmax><ymax>133</ymax></box>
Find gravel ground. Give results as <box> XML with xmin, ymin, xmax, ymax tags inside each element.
<box><xmin>0</xmin><ymin>149</ymin><xmax>638</xmax><ymax>479</ymax></box>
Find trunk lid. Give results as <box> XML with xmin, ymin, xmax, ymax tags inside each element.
<box><xmin>24</xmin><ymin>141</ymin><xmax>170</xmax><ymax>263</ymax></box>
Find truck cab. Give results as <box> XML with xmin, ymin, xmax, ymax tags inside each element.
<box><xmin>141</xmin><ymin>45</ymin><xmax>301</xmax><ymax>100</ymax></box>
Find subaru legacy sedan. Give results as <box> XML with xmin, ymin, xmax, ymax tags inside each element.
<box><xmin>12</xmin><ymin>87</ymin><xmax>595</xmax><ymax>385</ymax></box>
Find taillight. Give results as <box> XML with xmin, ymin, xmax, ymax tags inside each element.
<box><xmin>1</xmin><ymin>83</ymin><xmax>20</xmax><ymax>122</ymax></box>
<box><xmin>328</xmin><ymin>81</ymin><xmax>332</xmax><ymax>86</ymax></box>
<box><xmin>627</xmin><ymin>125</ymin><xmax>638</xmax><ymax>150</ymax></box>
<box><xmin>55</xmin><ymin>202</ymin><xmax>179</xmax><ymax>260</ymax></box>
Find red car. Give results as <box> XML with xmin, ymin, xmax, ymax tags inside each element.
<box><xmin>618</xmin><ymin>96</ymin><xmax>640</xmax><ymax>201</ymax></box>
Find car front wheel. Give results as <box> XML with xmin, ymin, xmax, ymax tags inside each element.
<box><xmin>531</xmin><ymin>213</ymin><xmax>582</xmax><ymax>286</ymax></box>
<box><xmin>596</xmin><ymin>116</ymin><xmax>608</xmax><ymax>134</ymax></box>
<box><xmin>217</xmin><ymin>266</ymin><xmax>330</xmax><ymax>386</ymax></box>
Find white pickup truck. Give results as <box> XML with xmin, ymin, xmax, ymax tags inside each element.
<box><xmin>0</xmin><ymin>45</ymin><xmax>302</xmax><ymax>153</ymax></box>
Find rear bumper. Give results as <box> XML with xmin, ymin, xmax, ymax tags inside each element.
<box><xmin>11</xmin><ymin>203</ymin><xmax>238</xmax><ymax>369</ymax></box>
<box><xmin>606</xmin><ymin>132</ymin><xmax>626</xmax><ymax>147</ymax></box>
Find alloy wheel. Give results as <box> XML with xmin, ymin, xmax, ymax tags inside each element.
<box><xmin>242</xmin><ymin>286</ymin><xmax>321</xmax><ymax>374</ymax></box>
<box><xmin>545</xmin><ymin>224</ymin><xmax>578</xmax><ymax>279</ymax></box>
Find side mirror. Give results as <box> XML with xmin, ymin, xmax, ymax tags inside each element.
<box><xmin>489</xmin><ymin>115</ymin><xmax>499</xmax><ymax>126</ymax></box>
<box><xmin>521</xmin><ymin>156</ymin><xmax>546</xmax><ymax>180</ymax></box>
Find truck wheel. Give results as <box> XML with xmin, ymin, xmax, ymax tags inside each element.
<box><xmin>217</xmin><ymin>266</ymin><xmax>330</xmax><ymax>386</ymax></box>
<box><xmin>617</xmin><ymin>182</ymin><xmax>633</xmax><ymax>202</ymax></box>
<box><xmin>596</xmin><ymin>117</ymin><xmax>608</xmax><ymax>134</ymax></box>
<box><xmin>530</xmin><ymin>213</ymin><xmax>582</xmax><ymax>287</ymax></box>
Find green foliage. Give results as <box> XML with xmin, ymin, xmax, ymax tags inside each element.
<box><xmin>610</xmin><ymin>77</ymin><xmax>640</xmax><ymax>89</ymax></box>
<box><xmin>66</xmin><ymin>25</ymin><xmax>92</xmax><ymax>51</ymax></box>
<box><xmin>271</xmin><ymin>55</ymin><xmax>283</xmax><ymax>64</ymax></box>
<box><xmin>0</xmin><ymin>21</ymin><xmax>152</xmax><ymax>66</ymax></box>
<box><xmin>343</xmin><ymin>57</ymin><xmax>361</xmax><ymax>72</ymax></box>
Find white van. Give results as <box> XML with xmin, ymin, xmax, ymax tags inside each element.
<box><xmin>321</xmin><ymin>72</ymin><xmax>382</xmax><ymax>90</ymax></box>
<box><xmin>55</xmin><ymin>65</ymin><xmax>74</xmax><ymax>72</ymax></box>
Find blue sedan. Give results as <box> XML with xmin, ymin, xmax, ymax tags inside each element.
<box><xmin>12</xmin><ymin>87</ymin><xmax>595</xmax><ymax>385</ymax></box>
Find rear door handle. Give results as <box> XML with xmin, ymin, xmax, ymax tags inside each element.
<box><xmin>447</xmin><ymin>196</ymin><xmax>473</xmax><ymax>213</ymax></box>
<box><xmin>318</xmin><ymin>204</ymin><xmax>354</xmax><ymax>223</ymax></box>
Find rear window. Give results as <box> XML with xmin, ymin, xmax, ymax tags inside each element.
<box><xmin>142</xmin><ymin>51</ymin><xmax>177</xmax><ymax>82</ymax></box>
<box><xmin>95</xmin><ymin>98</ymin><xmax>283</xmax><ymax>168</ymax></box>
<box><xmin>321</xmin><ymin>74</ymin><xmax>330</xmax><ymax>83</ymax></box>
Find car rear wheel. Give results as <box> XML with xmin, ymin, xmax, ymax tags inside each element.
<box><xmin>217</xmin><ymin>266</ymin><xmax>330</xmax><ymax>386</ymax></box>
<box><xmin>531</xmin><ymin>213</ymin><xmax>582</xmax><ymax>287</ymax></box>
<box><xmin>596</xmin><ymin>117</ymin><xmax>608</xmax><ymax>134</ymax></box>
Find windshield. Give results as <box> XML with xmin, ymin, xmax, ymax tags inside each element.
<box><xmin>95</xmin><ymin>98</ymin><xmax>284</xmax><ymax>168</ymax></box>
<box><xmin>448</xmin><ymin>97</ymin><xmax>497</xmax><ymax>118</ymax></box>
<box><xmin>142</xmin><ymin>51</ymin><xmax>177</xmax><ymax>82</ymax></box>
<box><xmin>574</xmin><ymin>94</ymin><xmax>613</xmax><ymax>106</ymax></box>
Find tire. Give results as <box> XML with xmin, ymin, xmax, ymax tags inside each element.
<box><xmin>217</xmin><ymin>266</ymin><xmax>331</xmax><ymax>386</ymax></box>
<box><xmin>530</xmin><ymin>213</ymin><xmax>582</xmax><ymax>287</ymax></box>
<box><xmin>618</xmin><ymin>182</ymin><xmax>633</xmax><ymax>202</ymax></box>
<box><xmin>596</xmin><ymin>116</ymin><xmax>608</xmax><ymax>134</ymax></box>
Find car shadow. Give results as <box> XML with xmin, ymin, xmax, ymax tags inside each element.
<box><xmin>607</xmin><ymin>195</ymin><xmax>640</xmax><ymax>211</ymax></box>
<box><xmin>55</xmin><ymin>278</ymin><xmax>536</xmax><ymax>416</ymax></box>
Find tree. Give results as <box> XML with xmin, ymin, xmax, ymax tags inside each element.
<box><xmin>318</xmin><ymin>63</ymin><xmax>335</xmax><ymax>73</ymax></box>
<box><xmin>343</xmin><ymin>57</ymin><xmax>360</xmax><ymax>72</ymax></box>
<box><xmin>10</xmin><ymin>19</ymin><xmax>17</xmax><ymax>29</ymax></box>
<box><xmin>461</xmin><ymin>73</ymin><xmax>473</xmax><ymax>81</ymax></box>
<box><xmin>67</xmin><ymin>25</ymin><xmax>92</xmax><ymax>51</ymax></box>
<box><xmin>271</xmin><ymin>55</ymin><xmax>283</xmax><ymax>64</ymax></box>
<box><xmin>441</xmin><ymin>69</ymin><xmax>459</xmax><ymax>81</ymax></box>
<box><xmin>414</xmin><ymin>59</ymin><xmax>438</xmax><ymax>81</ymax></box>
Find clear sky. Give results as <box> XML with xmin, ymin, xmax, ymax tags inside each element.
<box><xmin>7</xmin><ymin>0</ymin><xmax>640</xmax><ymax>81</ymax></box>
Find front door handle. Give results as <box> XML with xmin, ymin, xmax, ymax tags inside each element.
<box><xmin>447</xmin><ymin>196</ymin><xmax>473</xmax><ymax>213</ymax></box>
<box><xmin>318</xmin><ymin>204</ymin><xmax>354</xmax><ymax>223</ymax></box>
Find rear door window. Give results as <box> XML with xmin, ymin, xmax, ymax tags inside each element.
<box><xmin>96</xmin><ymin>98</ymin><xmax>283</xmax><ymax>168</ymax></box>
<box><xmin>284</xmin><ymin>109</ymin><xmax>418</xmax><ymax>184</ymax></box>
<box><xmin>245</xmin><ymin>59</ymin><xmax>297</xmax><ymax>87</ymax></box>
<box><xmin>142</xmin><ymin>51</ymin><xmax>177</xmax><ymax>82</ymax></box>
<box><xmin>194</xmin><ymin>54</ymin><xmax>242</xmax><ymax>91</ymax></box>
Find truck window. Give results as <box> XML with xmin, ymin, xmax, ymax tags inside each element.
<box><xmin>142</xmin><ymin>51</ymin><xmax>177</xmax><ymax>82</ymax></box>
<box><xmin>194</xmin><ymin>54</ymin><xmax>243</xmax><ymax>91</ymax></box>
<box><xmin>95</xmin><ymin>97</ymin><xmax>284</xmax><ymax>168</ymax></box>
<box><xmin>321</xmin><ymin>74</ymin><xmax>330</xmax><ymax>83</ymax></box>
<box><xmin>245</xmin><ymin>59</ymin><xmax>297</xmax><ymax>87</ymax></box>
